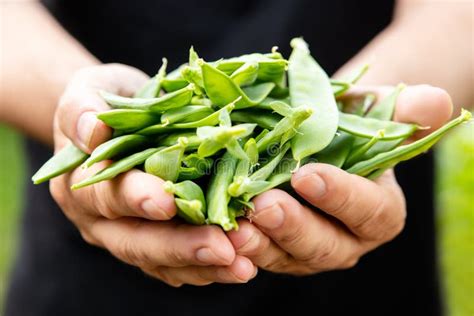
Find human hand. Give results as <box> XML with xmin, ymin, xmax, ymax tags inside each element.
<box><xmin>50</xmin><ymin>64</ymin><xmax>257</xmax><ymax>286</ymax></box>
<box><xmin>227</xmin><ymin>85</ymin><xmax>453</xmax><ymax>275</ymax></box>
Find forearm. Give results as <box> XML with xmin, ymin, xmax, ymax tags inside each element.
<box><xmin>0</xmin><ymin>1</ymin><xmax>98</xmax><ymax>145</ymax></box>
<box><xmin>336</xmin><ymin>0</ymin><xmax>473</xmax><ymax>112</ymax></box>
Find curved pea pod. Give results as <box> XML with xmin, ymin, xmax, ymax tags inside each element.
<box><xmin>32</xmin><ymin>144</ymin><xmax>88</xmax><ymax>185</ymax></box>
<box><xmin>83</xmin><ymin>134</ymin><xmax>150</xmax><ymax>168</ymax></box>
<box><xmin>190</xmin><ymin>96</ymin><xmax>213</xmax><ymax>106</ymax></box>
<box><xmin>196</xmin><ymin>123</ymin><xmax>256</xmax><ymax>159</ymax></box>
<box><xmin>347</xmin><ymin>109</ymin><xmax>472</xmax><ymax>178</ymax></box>
<box><xmin>313</xmin><ymin>132</ymin><xmax>354</xmax><ymax>168</ymax></box>
<box><xmin>134</xmin><ymin>58</ymin><xmax>167</xmax><ymax>98</ymax></box>
<box><xmin>181</xmin><ymin>66</ymin><xmax>204</xmax><ymax>94</ymax></box>
<box><xmin>144</xmin><ymin>137</ymin><xmax>188</xmax><ymax>182</ymax></box>
<box><xmin>230</xmin><ymin>61</ymin><xmax>259</xmax><ymax>87</ymax></box>
<box><xmin>157</xmin><ymin>132</ymin><xmax>201</xmax><ymax>150</ymax></box>
<box><xmin>207</xmin><ymin>151</ymin><xmax>238</xmax><ymax>231</ymax></box>
<box><xmin>136</xmin><ymin>124</ymin><xmax>186</xmax><ymax>136</ymax></box>
<box><xmin>163</xmin><ymin>180</ymin><xmax>206</xmax><ymax>209</ymax></box>
<box><xmin>233</xmin><ymin>138</ymin><xmax>258</xmax><ymax>183</ymax></box>
<box><xmin>99</xmin><ymin>83</ymin><xmax>194</xmax><ymax>112</ymax></box>
<box><xmin>230</xmin><ymin>110</ymin><xmax>281</xmax><ymax>130</ymax></box>
<box><xmin>174</xmin><ymin>199</ymin><xmax>206</xmax><ymax>225</ymax></box>
<box><xmin>338</xmin><ymin>112</ymin><xmax>420</xmax><ymax>140</ymax></box>
<box><xmin>161</xmin><ymin>64</ymin><xmax>188</xmax><ymax>92</ymax></box>
<box><xmin>97</xmin><ymin>109</ymin><xmax>160</xmax><ymax>132</ymax></box>
<box><xmin>71</xmin><ymin>147</ymin><xmax>160</xmax><ymax>190</ymax></box>
<box><xmin>201</xmin><ymin>62</ymin><xmax>275</xmax><ymax>109</ymax></box>
<box><xmin>256</xmin><ymin>102</ymin><xmax>312</xmax><ymax>153</ymax></box>
<box><xmin>177</xmin><ymin>153</ymin><xmax>213</xmax><ymax>180</ymax></box>
<box><xmin>343</xmin><ymin>129</ymin><xmax>385</xmax><ymax>168</ymax></box>
<box><xmin>288</xmin><ymin>37</ymin><xmax>339</xmax><ymax>161</ymax></box>
<box><xmin>257</xmin><ymin>97</ymin><xmax>291</xmax><ymax>110</ymax></box>
<box><xmin>160</xmin><ymin>105</ymin><xmax>214</xmax><ymax>124</ymax></box>
<box><xmin>366</xmin><ymin>83</ymin><xmax>405</xmax><ymax>120</ymax></box>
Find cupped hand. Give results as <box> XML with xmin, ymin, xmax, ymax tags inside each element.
<box><xmin>50</xmin><ymin>64</ymin><xmax>257</xmax><ymax>287</ymax></box>
<box><xmin>227</xmin><ymin>85</ymin><xmax>453</xmax><ymax>275</ymax></box>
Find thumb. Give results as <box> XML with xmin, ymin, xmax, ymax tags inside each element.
<box><xmin>56</xmin><ymin>63</ymin><xmax>148</xmax><ymax>153</ymax></box>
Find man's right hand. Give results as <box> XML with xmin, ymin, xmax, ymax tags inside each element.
<box><xmin>50</xmin><ymin>64</ymin><xmax>257</xmax><ymax>287</ymax></box>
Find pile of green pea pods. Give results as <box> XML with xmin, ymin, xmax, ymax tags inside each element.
<box><xmin>33</xmin><ymin>38</ymin><xmax>471</xmax><ymax>231</ymax></box>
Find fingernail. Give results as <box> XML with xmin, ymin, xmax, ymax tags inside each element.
<box><xmin>295</xmin><ymin>173</ymin><xmax>326</xmax><ymax>200</ymax></box>
<box><xmin>141</xmin><ymin>199</ymin><xmax>169</xmax><ymax>219</ymax></box>
<box><xmin>196</xmin><ymin>247</ymin><xmax>222</xmax><ymax>265</ymax></box>
<box><xmin>254</xmin><ymin>203</ymin><xmax>284</xmax><ymax>230</ymax></box>
<box><xmin>77</xmin><ymin>112</ymin><xmax>98</xmax><ymax>149</ymax></box>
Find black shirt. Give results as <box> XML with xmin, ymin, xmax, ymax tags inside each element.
<box><xmin>5</xmin><ymin>1</ymin><xmax>442</xmax><ymax>315</ymax></box>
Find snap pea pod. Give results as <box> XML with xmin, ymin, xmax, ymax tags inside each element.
<box><xmin>366</xmin><ymin>83</ymin><xmax>405</xmax><ymax>120</ymax></box>
<box><xmin>201</xmin><ymin>62</ymin><xmax>275</xmax><ymax>109</ymax></box>
<box><xmin>230</xmin><ymin>109</ymin><xmax>281</xmax><ymax>130</ymax></box>
<box><xmin>233</xmin><ymin>138</ymin><xmax>259</xmax><ymax>182</ymax></box>
<box><xmin>255</xmin><ymin>96</ymin><xmax>291</xmax><ymax>110</ymax></box>
<box><xmin>100</xmin><ymin>84</ymin><xmax>194</xmax><ymax>112</ymax></box>
<box><xmin>32</xmin><ymin>144</ymin><xmax>88</xmax><ymax>184</ymax></box>
<box><xmin>338</xmin><ymin>112</ymin><xmax>420</xmax><ymax>140</ymax></box>
<box><xmin>343</xmin><ymin>130</ymin><xmax>385</xmax><ymax>168</ymax></box>
<box><xmin>207</xmin><ymin>151</ymin><xmax>238</xmax><ymax>231</ymax></box>
<box><xmin>175</xmin><ymin>199</ymin><xmax>206</xmax><ymax>225</ymax></box>
<box><xmin>181</xmin><ymin>66</ymin><xmax>204</xmax><ymax>93</ymax></box>
<box><xmin>83</xmin><ymin>134</ymin><xmax>150</xmax><ymax>168</ymax></box>
<box><xmin>97</xmin><ymin>109</ymin><xmax>160</xmax><ymax>132</ymax></box>
<box><xmin>313</xmin><ymin>132</ymin><xmax>354</xmax><ymax>168</ymax></box>
<box><xmin>144</xmin><ymin>137</ymin><xmax>188</xmax><ymax>182</ymax></box>
<box><xmin>161</xmin><ymin>64</ymin><xmax>188</xmax><ymax>92</ymax></box>
<box><xmin>190</xmin><ymin>96</ymin><xmax>213</xmax><ymax>106</ymax></box>
<box><xmin>347</xmin><ymin>109</ymin><xmax>472</xmax><ymax>177</ymax></box>
<box><xmin>230</xmin><ymin>61</ymin><xmax>259</xmax><ymax>87</ymax></box>
<box><xmin>71</xmin><ymin>147</ymin><xmax>160</xmax><ymax>190</ymax></box>
<box><xmin>134</xmin><ymin>58</ymin><xmax>167</xmax><ymax>98</ymax></box>
<box><xmin>160</xmin><ymin>105</ymin><xmax>213</xmax><ymax>124</ymax></box>
<box><xmin>288</xmin><ymin>38</ymin><xmax>339</xmax><ymax>161</ymax></box>
<box><xmin>250</xmin><ymin>142</ymin><xmax>291</xmax><ymax>181</ymax></box>
<box><xmin>178</xmin><ymin>154</ymin><xmax>213</xmax><ymax>181</ymax></box>
<box><xmin>156</xmin><ymin>132</ymin><xmax>201</xmax><ymax>150</ymax></box>
<box><xmin>163</xmin><ymin>180</ymin><xmax>207</xmax><ymax>224</ymax></box>
<box><xmin>330</xmin><ymin>64</ymin><xmax>369</xmax><ymax>97</ymax></box>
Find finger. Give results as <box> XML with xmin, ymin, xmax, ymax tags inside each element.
<box><xmin>57</xmin><ymin>64</ymin><xmax>148</xmax><ymax>153</ymax></box>
<box><xmin>89</xmin><ymin>217</ymin><xmax>236</xmax><ymax>268</ymax></box>
<box><xmin>143</xmin><ymin>256</ymin><xmax>257</xmax><ymax>287</ymax></box>
<box><xmin>291</xmin><ymin>163</ymin><xmax>406</xmax><ymax>242</ymax></box>
<box><xmin>394</xmin><ymin>84</ymin><xmax>453</xmax><ymax>139</ymax></box>
<box><xmin>66</xmin><ymin>164</ymin><xmax>176</xmax><ymax>220</ymax></box>
<box><xmin>249</xmin><ymin>189</ymin><xmax>362</xmax><ymax>269</ymax></box>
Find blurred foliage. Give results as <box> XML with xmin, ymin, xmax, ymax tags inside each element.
<box><xmin>0</xmin><ymin>120</ymin><xmax>472</xmax><ymax>314</ymax></box>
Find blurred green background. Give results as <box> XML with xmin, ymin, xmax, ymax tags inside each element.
<box><xmin>0</xmin><ymin>122</ymin><xmax>473</xmax><ymax>315</ymax></box>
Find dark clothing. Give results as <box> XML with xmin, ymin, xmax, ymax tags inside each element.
<box><xmin>5</xmin><ymin>1</ymin><xmax>442</xmax><ymax>315</ymax></box>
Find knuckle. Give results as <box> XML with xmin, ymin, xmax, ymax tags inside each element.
<box><xmin>236</xmin><ymin>231</ymin><xmax>267</xmax><ymax>256</ymax></box>
<box><xmin>353</xmin><ymin>197</ymin><xmax>387</xmax><ymax>240</ymax></box>
<box><xmin>301</xmin><ymin>236</ymin><xmax>339</xmax><ymax>269</ymax></box>
<box><xmin>116</xmin><ymin>233</ymin><xmax>151</xmax><ymax>268</ymax></box>
<box><xmin>339</xmin><ymin>256</ymin><xmax>360</xmax><ymax>270</ymax></box>
<box><xmin>279</xmin><ymin>221</ymin><xmax>306</xmax><ymax>249</ymax></box>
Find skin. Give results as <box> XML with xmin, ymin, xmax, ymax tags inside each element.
<box><xmin>1</xmin><ymin>0</ymin><xmax>472</xmax><ymax>286</ymax></box>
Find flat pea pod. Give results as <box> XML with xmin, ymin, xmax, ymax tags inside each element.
<box><xmin>144</xmin><ymin>137</ymin><xmax>188</xmax><ymax>182</ymax></box>
<box><xmin>134</xmin><ymin>58</ymin><xmax>167</xmax><ymax>98</ymax></box>
<box><xmin>71</xmin><ymin>147</ymin><xmax>160</xmax><ymax>190</ymax></box>
<box><xmin>230</xmin><ymin>61</ymin><xmax>259</xmax><ymax>87</ymax></box>
<box><xmin>99</xmin><ymin>83</ymin><xmax>194</xmax><ymax>112</ymax></box>
<box><xmin>366</xmin><ymin>83</ymin><xmax>405</xmax><ymax>120</ymax></box>
<box><xmin>177</xmin><ymin>153</ymin><xmax>213</xmax><ymax>180</ymax></box>
<box><xmin>83</xmin><ymin>134</ymin><xmax>150</xmax><ymax>168</ymax></box>
<box><xmin>97</xmin><ymin>109</ymin><xmax>160</xmax><ymax>132</ymax></box>
<box><xmin>181</xmin><ymin>66</ymin><xmax>204</xmax><ymax>92</ymax></box>
<box><xmin>313</xmin><ymin>132</ymin><xmax>354</xmax><ymax>168</ymax></box>
<box><xmin>32</xmin><ymin>144</ymin><xmax>88</xmax><ymax>184</ymax></box>
<box><xmin>157</xmin><ymin>132</ymin><xmax>201</xmax><ymax>150</ymax></box>
<box><xmin>175</xmin><ymin>199</ymin><xmax>206</xmax><ymax>225</ymax></box>
<box><xmin>161</xmin><ymin>64</ymin><xmax>188</xmax><ymax>92</ymax></box>
<box><xmin>343</xmin><ymin>129</ymin><xmax>385</xmax><ymax>168</ymax></box>
<box><xmin>338</xmin><ymin>112</ymin><xmax>420</xmax><ymax>140</ymax></box>
<box><xmin>163</xmin><ymin>180</ymin><xmax>206</xmax><ymax>211</ymax></box>
<box><xmin>207</xmin><ymin>151</ymin><xmax>238</xmax><ymax>231</ymax></box>
<box><xmin>346</xmin><ymin>109</ymin><xmax>472</xmax><ymax>177</ymax></box>
<box><xmin>230</xmin><ymin>109</ymin><xmax>281</xmax><ymax>130</ymax></box>
<box><xmin>201</xmin><ymin>62</ymin><xmax>275</xmax><ymax>109</ymax></box>
<box><xmin>256</xmin><ymin>96</ymin><xmax>291</xmax><ymax>110</ymax></box>
<box><xmin>160</xmin><ymin>105</ymin><xmax>214</xmax><ymax>124</ymax></box>
<box><xmin>288</xmin><ymin>38</ymin><xmax>339</xmax><ymax>161</ymax></box>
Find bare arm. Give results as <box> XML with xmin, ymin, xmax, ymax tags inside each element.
<box><xmin>0</xmin><ymin>0</ymin><xmax>98</xmax><ymax>145</ymax></box>
<box><xmin>336</xmin><ymin>0</ymin><xmax>474</xmax><ymax>111</ymax></box>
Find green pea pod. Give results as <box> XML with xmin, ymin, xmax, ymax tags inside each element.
<box><xmin>100</xmin><ymin>84</ymin><xmax>194</xmax><ymax>112</ymax></box>
<box><xmin>134</xmin><ymin>58</ymin><xmax>167</xmax><ymax>98</ymax></box>
<box><xmin>331</xmin><ymin>80</ymin><xmax>351</xmax><ymax>97</ymax></box>
<box><xmin>251</xmin><ymin>142</ymin><xmax>290</xmax><ymax>181</ymax></box>
<box><xmin>313</xmin><ymin>132</ymin><xmax>354</xmax><ymax>168</ymax></box>
<box><xmin>83</xmin><ymin>134</ymin><xmax>149</xmax><ymax>168</ymax></box>
<box><xmin>339</xmin><ymin>112</ymin><xmax>420</xmax><ymax>140</ymax></box>
<box><xmin>160</xmin><ymin>105</ymin><xmax>214</xmax><ymax>124</ymax></box>
<box><xmin>230</xmin><ymin>110</ymin><xmax>281</xmax><ymax>130</ymax></box>
<box><xmin>330</xmin><ymin>64</ymin><xmax>369</xmax><ymax>97</ymax></box>
<box><xmin>230</xmin><ymin>61</ymin><xmax>259</xmax><ymax>87</ymax></box>
<box><xmin>288</xmin><ymin>38</ymin><xmax>339</xmax><ymax>161</ymax></box>
<box><xmin>174</xmin><ymin>199</ymin><xmax>206</xmax><ymax>225</ymax></box>
<box><xmin>366</xmin><ymin>83</ymin><xmax>405</xmax><ymax>120</ymax></box>
<box><xmin>144</xmin><ymin>137</ymin><xmax>188</xmax><ymax>182</ymax></box>
<box><xmin>71</xmin><ymin>147</ymin><xmax>160</xmax><ymax>190</ymax></box>
<box><xmin>156</xmin><ymin>132</ymin><xmax>201</xmax><ymax>150</ymax></box>
<box><xmin>177</xmin><ymin>167</ymin><xmax>204</xmax><ymax>181</ymax></box>
<box><xmin>163</xmin><ymin>180</ymin><xmax>206</xmax><ymax>212</ymax></box>
<box><xmin>190</xmin><ymin>96</ymin><xmax>213</xmax><ymax>106</ymax></box>
<box><xmin>257</xmin><ymin>97</ymin><xmax>291</xmax><ymax>110</ymax></box>
<box><xmin>346</xmin><ymin>109</ymin><xmax>472</xmax><ymax>177</ymax></box>
<box><xmin>207</xmin><ymin>151</ymin><xmax>238</xmax><ymax>231</ymax></box>
<box><xmin>343</xmin><ymin>130</ymin><xmax>385</xmax><ymax>168</ymax></box>
<box><xmin>201</xmin><ymin>62</ymin><xmax>275</xmax><ymax>109</ymax></box>
<box><xmin>136</xmin><ymin>124</ymin><xmax>187</xmax><ymax>136</ymax></box>
<box><xmin>178</xmin><ymin>153</ymin><xmax>213</xmax><ymax>180</ymax></box>
<box><xmin>32</xmin><ymin>144</ymin><xmax>88</xmax><ymax>184</ymax></box>
<box><xmin>161</xmin><ymin>64</ymin><xmax>188</xmax><ymax>92</ymax></box>
<box><xmin>188</xmin><ymin>46</ymin><xmax>200</xmax><ymax>67</ymax></box>
<box><xmin>97</xmin><ymin>109</ymin><xmax>160</xmax><ymax>132</ymax></box>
